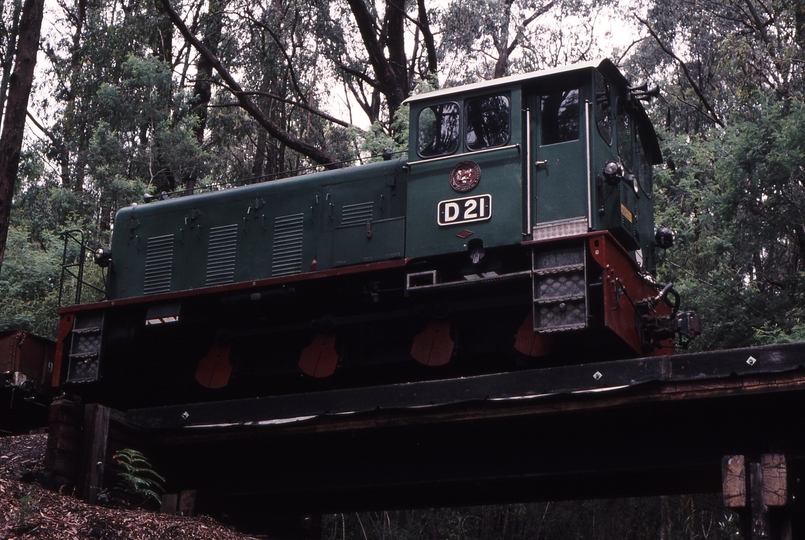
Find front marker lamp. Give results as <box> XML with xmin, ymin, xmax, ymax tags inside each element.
<box><xmin>93</xmin><ymin>247</ymin><xmax>112</xmax><ymax>267</ymax></box>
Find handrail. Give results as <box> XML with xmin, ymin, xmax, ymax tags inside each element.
<box><xmin>406</xmin><ymin>144</ymin><xmax>520</xmax><ymax>167</ymax></box>
<box><xmin>58</xmin><ymin>230</ymin><xmax>106</xmax><ymax>307</ymax></box>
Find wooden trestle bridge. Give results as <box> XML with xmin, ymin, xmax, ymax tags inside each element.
<box><xmin>45</xmin><ymin>342</ymin><xmax>805</xmax><ymax>538</ymax></box>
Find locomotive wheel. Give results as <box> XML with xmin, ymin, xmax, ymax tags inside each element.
<box><xmin>410</xmin><ymin>320</ymin><xmax>454</xmax><ymax>366</ymax></box>
<box><xmin>514</xmin><ymin>312</ymin><xmax>552</xmax><ymax>357</ymax></box>
<box><xmin>299</xmin><ymin>332</ymin><xmax>339</xmax><ymax>378</ymax></box>
<box><xmin>195</xmin><ymin>343</ymin><xmax>233</xmax><ymax>389</ymax></box>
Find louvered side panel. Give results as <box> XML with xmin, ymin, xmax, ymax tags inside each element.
<box><xmin>272</xmin><ymin>213</ymin><xmax>304</xmax><ymax>277</ymax></box>
<box><xmin>341</xmin><ymin>201</ymin><xmax>374</xmax><ymax>226</ymax></box>
<box><xmin>206</xmin><ymin>224</ymin><xmax>238</xmax><ymax>286</ymax></box>
<box><xmin>143</xmin><ymin>234</ymin><xmax>174</xmax><ymax>295</ymax></box>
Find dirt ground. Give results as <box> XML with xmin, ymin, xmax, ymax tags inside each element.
<box><xmin>0</xmin><ymin>433</ymin><xmax>262</xmax><ymax>539</ymax></box>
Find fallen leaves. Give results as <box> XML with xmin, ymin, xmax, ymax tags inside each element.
<box><xmin>0</xmin><ymin>434</ymin><xmax>262</xmax><ymax>539</ymax></box>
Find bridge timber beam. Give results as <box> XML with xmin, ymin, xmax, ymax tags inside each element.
<box><xmin>49</xmin><ymin>342</ymin><xmax>805</xmax><ymax>535</ymax></box>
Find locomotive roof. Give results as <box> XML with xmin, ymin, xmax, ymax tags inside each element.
<box><xmin>404</xmin><ymin>58</ymin><xmax>662</xmax><ymax>165</ymax></box>
<box><xmin>0</xmin><ymin>329</ymin><xmax>55</xmax><ymax>345</ymax></box>
<box><xmin>403</xmin><ymin>59</ymin><xmax>626</xmax><ymax>104</ymax></box>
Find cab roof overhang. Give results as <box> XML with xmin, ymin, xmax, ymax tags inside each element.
<box><xmin>403</xmin><ymin>59</ymin><xmax>662</xmax><ymax>165</ymax></box>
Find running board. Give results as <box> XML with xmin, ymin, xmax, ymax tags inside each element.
<box><xmin>406</xmin><ymin>269</ymin><xmax>531</xmax><ymax>292</ymax></box>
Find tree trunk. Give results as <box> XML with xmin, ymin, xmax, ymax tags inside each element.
<box><xmin>152</xmin><ymin>0</ymin><xmax>174</xmax><ymax>65</ymax></box>
<box><xmin>346</xmin><ymin>0</ymin><xmax>407</xmax><ymax>119</ymax></box>
<box><xmin>0</xmin><ymin>0</ymin><xmax>23</xmax><ymax>116</ymax></box>
<box><xmin>0</xmin><ymin>0</ymin><xmax>45</xmax><ymax>272</ymax></box>
<box><xmin>186</xmin><ymin>0</ymin><xmax>224</xmax><ymax>192</ymax></box>
<box><xmin>53</xmin><ymin>0</ymin><xmax>89</xmax><ymax>192</ymax></box>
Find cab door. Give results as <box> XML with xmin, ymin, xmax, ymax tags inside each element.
<box><xmin>525</xmin><ymin>85</ymin><xmax>592</xmax><ymax>334</ymax></box>
<box><xmin>528</xmin><ymin>85</ymin><xmax>590</xmax><ymax>238</ymax></box>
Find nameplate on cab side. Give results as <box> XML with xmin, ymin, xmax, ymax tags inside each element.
<box><xmin>438</xmin><ymin>194</ymin><xmax>492</xmax><ymax>226</ymax></box>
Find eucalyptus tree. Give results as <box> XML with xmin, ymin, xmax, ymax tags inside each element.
<box><xmin>0</xmin><ymin>0</ymin><xmax>45</xmax><ymax>272</ymax></box>
<box><xmin>156</xmin><ymin>0</ymin><xmax>628</xmax><ymax>175</ymax></box>
<box><xmin>627</xmin><ymin>0</ymin><xmax>805</xmax><ymax>348</ymax></box>
<box><xmin>627</xmin><ymin>0</ymin><xmax>805</xmax><ymax>133</ymax></box>
<box><xmin>222</xmin><ymin>0</ymin><xmax>356</xmax><ymax>177</ymax></box>
<box><xmin>0</xmin><ymin>0</ymin><xmax>24</xmax><ymax>115</ymax></box>
<box><xmin>0</xmin><ymin>0</ymin><xmax>208</xmax><ymax>325</ymax></box>
<box><xmin>653</xmin><ymin>100</ymin><xmax>805</xmax><ymax>350</ymax></box>
<box><xmin>40</xmin><ymin>0</ymin><xmax>201</xmax><ymax>227</ymax></box>
<box><xmin>437</xmin><ymin>0</ymin><xmax>617</xmax><ymax>83</ymax></box>
<box><xmin>316</xmin><ymin>0</ymin><xmax>615</xmax><ymax>145</ymax></box>
<box><xmin>316</xmin><ymin>0</ymin><xmax>438</xmax><ymax>131</ymax></box>
<box><xmin>159</xmin><ymin>0</ymin><xmax>357</xmax><ymax>176</ymax></box>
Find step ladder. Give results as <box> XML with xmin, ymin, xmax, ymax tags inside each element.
<box><xmin>531</xmin><ymin>244</ymin><xmax>588</xmax><ymax>332</ymax></box>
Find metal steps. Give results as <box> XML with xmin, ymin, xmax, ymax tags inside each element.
<box><xmin>531</xmin><ymin>244</ymin><xmax>588</xmax><ymax>332</ymax></box>
<box><xmin>66</xmin><ymin>313</ymin><xmax>104</xmax><ymax>383</ymax></box>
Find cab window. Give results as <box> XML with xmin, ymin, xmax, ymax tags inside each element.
<box><xmin>616</xmin><ymin>97</ymin><xmax>634</xmax><ymax>171</ymax></box>
<box><xmin>466</xmin><ymin>94</ymin><xmax>511</xmax><ymax>150</ymax></box>
<box><xmin>636</xmin><ymin>126</ymin><xmax>652</xmax><ymax>198</ymax></box>
<box><xmin>616</xmin><ymin>96</ymin><xmax>634</xmax><ymax>172</ymax></box>
<box><xmin>541</xmin><ymin>89</ymin><xmax>579</xmax><ymax>145</ymax></box>
<box><xmin>418</xmin><ymin>103</ymin><xmax>460</xmax><ymax>157</ymax></box>
<box><xmin>595</xmin><ymin>72</ymin><xmax>612</xmax><ymax>145</ymax></box>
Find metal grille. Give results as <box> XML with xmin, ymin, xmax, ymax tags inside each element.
<box><xmin>341</xmin><ymin>201</ymin><xmax>374</xmax><ymax>227</ymax></box>
<box><xmin>68</xmin><ymin>356</ymin><xmax>100</xmax><ymax>382</ymax></box>
<box><xmin>532</xmin><ymin>245</ymin><xmax>587</xmax><ymax>332</ymax></box>
<box><xmin>535</xmin><ymin>300</ymin><xmax>587</xmax><ymax>330</ymax></box>
<box><xmin>67</xmin><ymin>312</ymin><xmax>103</xmax><ymax>383</ymax></box>
<box><xmin>536</xmin><ymin>273</ymin><xmax>586</xmax><ymax>300</ymax></box>
<box><xmin>206</xmin><ymin>224</ymin><xmax>238</xmax><ymax>286</ymax></box>
<box><xmin>143</xmin><ymin>234</ymin><xmax>174</xmax><ymax>295</ymax></box>
<box><xmin>272</xmin><ymin>213</ymin><xmax>304</xmax><ymax>276</ymax></box>
<box><xmin>73</xmin><ymin>332</ymin><xmax>101</xmax><ymax>355</ymax></box>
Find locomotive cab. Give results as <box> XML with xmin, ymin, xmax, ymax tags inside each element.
<box><xmin>403</xmin><ymin>59</ymin><xmax>660</xmax><ymax>268</ymax></box>
<box><xmin>402</xmin><ymin>59</ymin><xmax>688</xmax><ymax>360</ymax></box>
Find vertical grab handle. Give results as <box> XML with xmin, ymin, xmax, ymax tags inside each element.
<box><xmin>524</xmin><ymin>108</ymin><xmax>532</xmax><ymax>237</ymax></box>
<box><xmin>585</xmin><ymin>100</ymin><xmax>593</xmax><ymax>230</ymax></box>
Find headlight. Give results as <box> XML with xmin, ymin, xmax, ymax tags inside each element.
<box><xmin>602</xmin><ymin>161</ymin><xmax>622</xmax><ymax>185</ymax></box>
<box><xmin>93</xmin><ymin>247</ymin><xmax>112</xmax><ymax>267</ymax></box>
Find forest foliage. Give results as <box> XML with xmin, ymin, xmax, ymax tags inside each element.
<box><xmin>2</xmin><ymin>0</ymin><xmax>803</xmax><ymax>348</ymax></box>
<box><xmin>0</xmin><ymin>0</ymin><xmax>631</xmax><ymax>335</ymax></box>
<box><xmin>322</xmin><ymin>496</ymin><xmax>740</xmax><ymax>540</ymax></box>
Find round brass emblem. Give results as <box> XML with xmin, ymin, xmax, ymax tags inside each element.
<box><xmin>449</xmin><ymin>161</ymin><xmax>481</xmax><ymax>192</ymax></box>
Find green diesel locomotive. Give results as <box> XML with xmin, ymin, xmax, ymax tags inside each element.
<box><xmin>54</xmin><ymin>59</ymin><xmax>699</xmax><ymax>408</ymax></box>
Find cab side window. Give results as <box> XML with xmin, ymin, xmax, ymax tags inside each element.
<box><xmin>636</xmin><ymin>126</ymin><xmax>652</xmax><ymax>198</ymax></box>
<box><xmin>466</xmin><ymin>94</ymin><xmax>511</xmax><ymax>150</ymax></box>
<box><xmin>595</xmin><ymin>72</ymin><xmax>612</xmax><ymax>145</ymax></box>
<box><xmin>616</xmin><ymin>97</ymin><xmax>634</xmax><ymax>171</ymax></box>
<box><xmin>541</xmin><ymin>89</ymin><xmax>579</xmax><ymax>145</ymax></box>
<box><xmin>418</xmin><ymin>103</ymin><xmax>460</xmax><ymax>157</ymax></box>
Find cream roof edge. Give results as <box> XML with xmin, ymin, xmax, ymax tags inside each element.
<box><xmin>403</xmin><ymin>59</ymin><xmax>618</xmax><ymax>105</ymax></box>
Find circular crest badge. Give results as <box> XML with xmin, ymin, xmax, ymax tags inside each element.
<box><xmin>449</xmin><ymin>161</ymin><xmax>481</xmax><ymax>192</ymax></box>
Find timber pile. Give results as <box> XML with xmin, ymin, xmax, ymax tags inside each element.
<box><xmin>0</xmin><ymin>434</ymin><xmax>261</xmax><ymax>539</ymax></box>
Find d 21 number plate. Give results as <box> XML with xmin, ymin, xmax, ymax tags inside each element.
<box><xmin>438</xmin><ymin>194</ymin><xmax>492</xmax><ymax>226</ymax></box>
